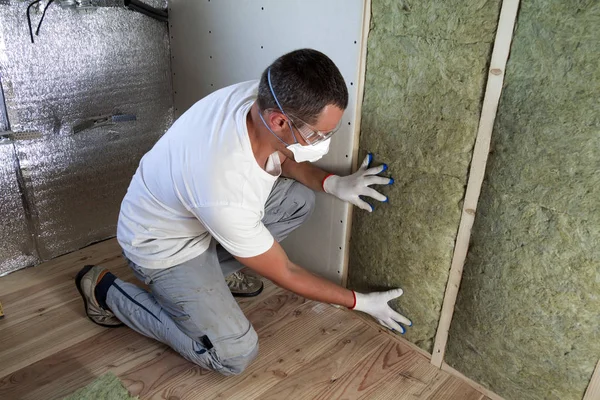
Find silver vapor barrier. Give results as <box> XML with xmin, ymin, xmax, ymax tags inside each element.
<box><xmin>0</xmin><ymin>143</ymin><xmax>38</xmax><ymax>275</ymax></box>
<box><xmin>0</xmin><ymin>0</ymin><xmax>173</xmax><ymax>274</ymax></box>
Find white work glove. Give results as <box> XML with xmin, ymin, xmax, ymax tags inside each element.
<box><xmin>323</xmin><ymin>153</ymin><xmax>393</xmax><ymax>212</ymax></box>
<box><xmin>351</xmin><ymin>289</ymin><xmax>412</xmax><ymax>334</ymax></box>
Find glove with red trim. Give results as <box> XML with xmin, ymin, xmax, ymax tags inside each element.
<box><xmin>323</xmin><ymin>153</ymin><xmax>393</xmax><ymax>212</ymax></box>
<box><xmin>351</xmin><ymin>288</ymin><xmax>412</xmax><ymax>333</ymax></box>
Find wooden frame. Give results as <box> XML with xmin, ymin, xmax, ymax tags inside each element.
<box><xmin>584</xmin><ymin>359</ymin><xmax>600</xmax><ymax>400</ymax></box>
<box><xmin>431</xmin><ymin>0</ymin><xmax>521</xmax><ymax>368</ymax></box>
<box><xmin>441</xmin><ymin>363</ymin><xmax>505</xmax><ymax>400</ymax></box>
<box><xmin>341</xmin><ymin>0</ymin><xmax>372</xmax><ymax>287</ymax></box>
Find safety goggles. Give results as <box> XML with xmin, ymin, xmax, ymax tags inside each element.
<box><xmin>288</xmin><ymin>114</ymin><xmax>342</xmax><ymax>145</ymax></box>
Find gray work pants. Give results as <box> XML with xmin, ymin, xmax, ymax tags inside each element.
<box><xmin>106</xmin><ymin>178</ymin><xmax>315</xmax><ymax>375</ymax></box>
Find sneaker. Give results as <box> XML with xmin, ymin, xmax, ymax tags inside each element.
<box><xmin>75</xmin><ymin>265</ymin><xmax>123</xmax><ymax>328</ymax></box>
<box><xmin>225</xmin><ymin>271</ymin><xmax>264</xmax><ymax>297</ymax></box>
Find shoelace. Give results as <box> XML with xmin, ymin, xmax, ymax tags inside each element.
<box><xmin>227</xmin><ymin>272</ymin><xmax>249</xmax><ymax>290</ymax></box>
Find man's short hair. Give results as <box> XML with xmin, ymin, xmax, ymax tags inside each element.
<box><xmin>257</xmin><ymin>49</ymin><xmax>349</xmax><ymax>126</ymax></box>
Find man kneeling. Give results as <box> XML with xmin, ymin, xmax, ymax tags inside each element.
<box><xmin>75</xmin><ymin>49</ymin><xmax>411</xmax><ymax>375</ymax></box>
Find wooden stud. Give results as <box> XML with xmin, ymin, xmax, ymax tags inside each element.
<box><xmin>441</xmin><ymin>362</ymin><xmax>505</xmax><ymax>400</ymax></box>
<box><xmin>431</xmin><ymin>0</ymin><xmax>521</xmax><ymax>368</ymax></box>
<box><xmin>584</xmin><ymin>359</ymin><xmax>600</xmax><ymax>400</ymax></box>
<box><xmin>341</xmin><ymin>0</ymin><xmax>371</xmax><ymax>288</ymax></box>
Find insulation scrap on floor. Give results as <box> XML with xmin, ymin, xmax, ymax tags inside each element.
<box><xmin>348</xmin><ymin>0</ymin><xmax>501</xmax><ymax>351</ymax></box>
<box><xmin>445</xmin><ymin>1</ymin><xmax>600</xmax><ymax>399</ymax></box>
<box><xmin>62</xmin><ymin>373</ymin><xmax>137</xmax><ymax>400</ymax></box>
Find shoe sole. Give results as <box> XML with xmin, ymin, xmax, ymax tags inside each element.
<box><xmin>231</xmin><ymin>281</ymin><xmax>264</xmax><ymax>298</ymax></box>
<box><xmin>75</xmin><ymin>265</ymin><xmax>124</xmax><ymax>328</ymax></box>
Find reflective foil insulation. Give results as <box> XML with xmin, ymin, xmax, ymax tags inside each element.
<box><xmin>0</xmin><ymin>143</ymin><xmax>38</xmax><ymax>274</ymax></box>
<box><xmin>0</xmin><ymin>0</ymin><xmax>172</xmax><ymax>275</ymax></box>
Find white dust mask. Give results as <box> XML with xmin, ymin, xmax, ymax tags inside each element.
<box><xmin>286</xmin><ymin>138</ymin><xmax>331</xmax><ymax>163</ymax></box>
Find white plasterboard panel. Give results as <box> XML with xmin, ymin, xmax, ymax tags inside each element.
<box><xmin>169</xmin><ymin>0</ymin><xmax>366</xmax><ymax>283</ymax></box>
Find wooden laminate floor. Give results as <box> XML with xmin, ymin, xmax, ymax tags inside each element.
<box><xmin>0</xmin><ymin>239</ymin><xmax>490</xmax><ymax>400</ymax></box>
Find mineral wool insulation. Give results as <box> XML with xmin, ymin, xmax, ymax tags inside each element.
<box><xmin>0</xmin><ymin>1</ymin><xmax>172</xmax><ymax>273</ymax></box>
<box><xmin>349</xmin><ymin>0</ymin><xmax>500</xmax><ymax>351</ymax></box>
<box><xmin>446</xmin><ymin>1</ymin><xmax>600</xmax><ymax>399</ymax></box>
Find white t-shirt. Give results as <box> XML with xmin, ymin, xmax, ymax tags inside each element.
<box><xmin>117</xmin><ymin>80</ymin><xmax>280</xmax><ymax>269</ymax></box>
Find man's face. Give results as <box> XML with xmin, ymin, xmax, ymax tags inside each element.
<box><xmin>292</xmin><ymin>104</ymin><xmax>345</xmax><ymax>146</ymax></box>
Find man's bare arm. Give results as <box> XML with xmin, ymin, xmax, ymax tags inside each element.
<box><xmin>281</xmin><ymin>158</ymin><xmax>330</xmax><ymax>193</ymax></box>
<box><xmin>235</xmin><ymin>240</ymin><xmax>354</xmax><ymax>308</ymax></box>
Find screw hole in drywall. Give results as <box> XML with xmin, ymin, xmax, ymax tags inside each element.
<box><xmin>211</xmin><ymin>84</ymin><xmax>214</xmax><ymax>87</ymax></box>
<box><xmin>340</xmin><ymin>220</ymin><xmax>343</xmax><ymax>223</ymax></box>
<box><xmin>261</xmin><ymin>46</ymin><xmax>264</xmax><ymax>49</ymax></box>
<box><xmin>210</xmin><ymin>56</ymin><xmax>212</xmax><ymax>59</ymax></box>
<box><xmin>261</xmin><ymin>6</ymin><xmax>264</xmax><ymax>10</ymax></box>
<box><xmin>348</xmin><ymin>122</ymin><xmax>351</xmax><ymax>125</ymax></box>
<box><xmin>350</xmin><ymin>82</ymin><xmax>353</xmax><ymax>85</ymax></box>
<box><xmin>345</xmin><ymin>155</ymin><xmax>348</xmax><ymax>158</ymax></box>
<box><xmin>209</xmin><ymin>30</ymin><xmax>212</xmax><ymax>33</ymax></box>
<box><xmin>354</xmin><ymin>40</ymin><xmax>357</xmax><ymax>44</ymax></box>
<box><xmin>339</xmin><ymin>247</ymin><xmax>342</xmax><ymax>250</ymax></box>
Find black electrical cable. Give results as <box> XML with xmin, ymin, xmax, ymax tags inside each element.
<box><xmin>35</xmin><ymin>0</ymin><xmax>55</xmax><ymax>36</ymax></box>
<box><xmin>124</xmin><ymin>0</ymin><xmax>168</xmax><ymax>18</ymax></box>
<box><xmin>26</xmin><ymin>0</ymin><xmax>43</xmax><ymax>44</ymax></box>
<box><xmin>126</xmin><ymin>3</ymin><xmax>168</xmax><ymax>22</ymax></box>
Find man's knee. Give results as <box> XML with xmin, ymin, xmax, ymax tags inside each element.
<box><xmin>210</xmin><ymin>325</ymin><xmax>259</xmax><ymax>376</ymax></box>
<box><xmin>186</xmin><ymin>340</ymin><xmax>258</xmax><ymax>376</ymax></box>
<box><xmin>219</xmin><ymin>340</ymin><xmax>259</xmax><ymax>375</ymax></box>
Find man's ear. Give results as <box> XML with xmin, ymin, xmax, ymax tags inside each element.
<box><xmin>268</xmin><ymin>112</ymin><xmax>287</xmax><ymax>131</ymax></box>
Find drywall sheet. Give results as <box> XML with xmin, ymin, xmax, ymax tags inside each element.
<box><xmin>445</xmin><ymin>1</ymin><xmax>600</xmax><ymax>399</ymax></box>
<box><xmin>169</xmin><ymin>0</ymin><xmax>367</xmax><ymax>283</ymax></box>
<box><xmin>0</xmin><ymin>2</ymin><xmax>172</xmax><ymax>264</ymax></box>
<box><xmin>0</xmin><ymin>143</ymin><xmax>38</xmax><ymax>276</ymax></box>
<box><xmin>348</xmin><ymin>0</ymin><xmax>501</xmax><ymax>351</ymax></box>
